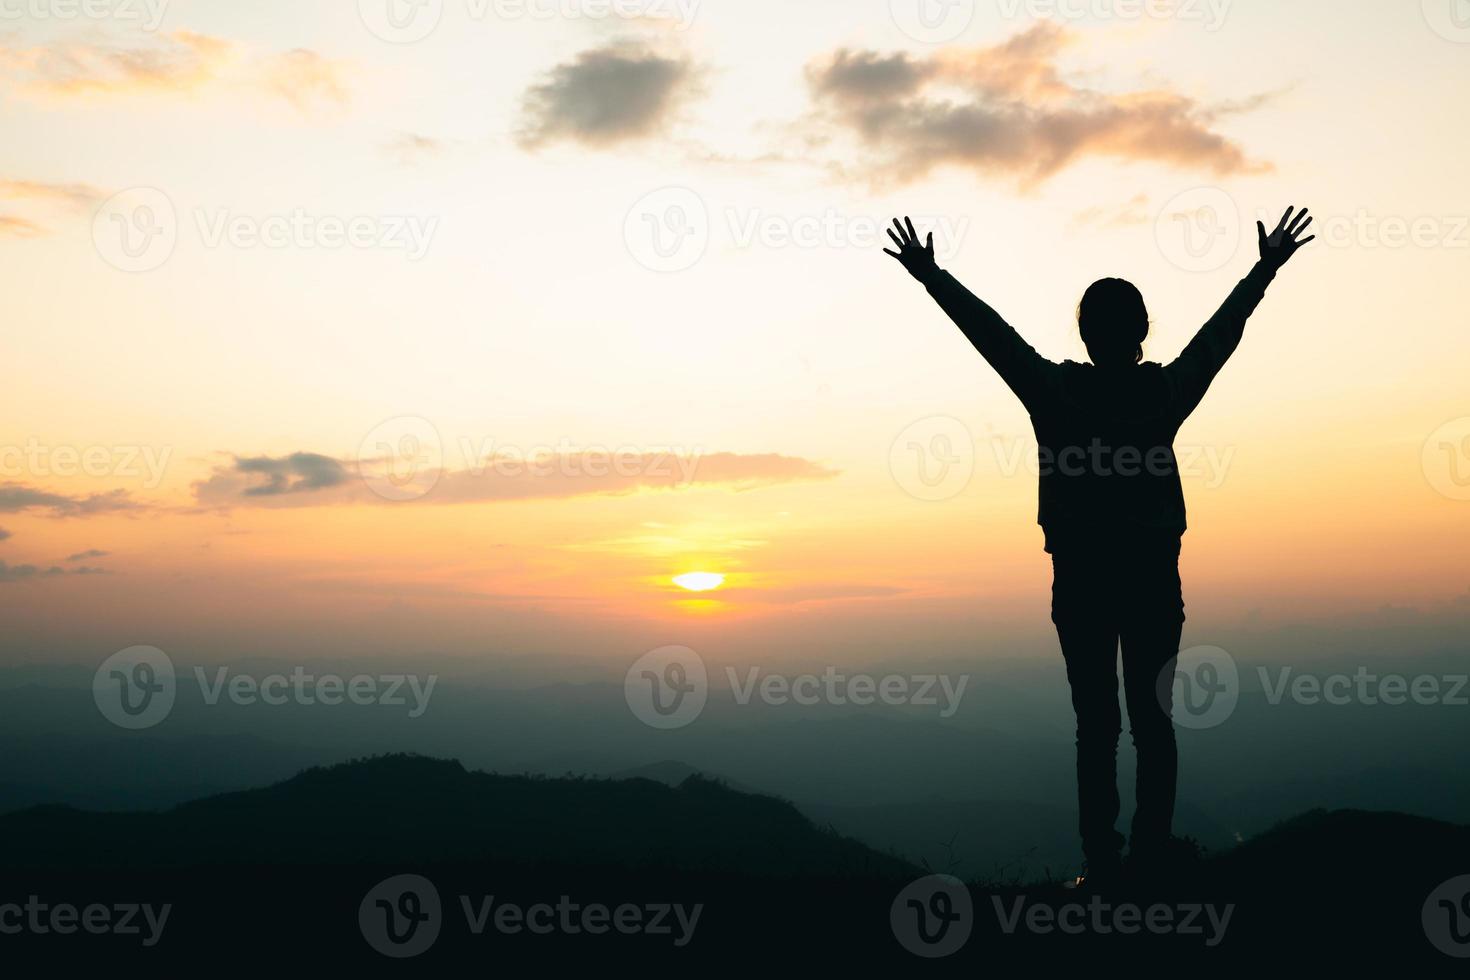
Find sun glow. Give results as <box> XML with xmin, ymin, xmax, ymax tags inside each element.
<box><xmin>673</xmin><ymin>572</ymin><xmax>726</xmax><ymax>592</ymax></box>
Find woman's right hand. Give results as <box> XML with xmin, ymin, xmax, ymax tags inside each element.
<box><xmin>884</xmin><ymin>216</ymin><xmax>939</xmax><ymax>283</ymax></box>
<box><xmin>1258</xmin><ymin>206</ymin><xmax>1315</xmax><ymax>270</ymax></box>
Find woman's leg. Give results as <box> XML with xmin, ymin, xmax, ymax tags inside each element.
<box><xmin>1119</xmin><ymin>544</ymin><xmax>1185</xmax><ymax>860</ymax></box>
<box><xmin>1052</xmin><ymin>554</ymin><xmax>1126</xmax><ymax>870</ymax></box>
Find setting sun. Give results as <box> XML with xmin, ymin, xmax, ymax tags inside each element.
<box><xmin>672</xmin><ymin>572</ymin><xmax>726</xmax><ymax>592</ymax></box>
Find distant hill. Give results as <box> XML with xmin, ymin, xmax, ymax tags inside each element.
<box><xmin>0</xmin><ymin>755</ymin><xmax>1464</xmax><ymax>969</ymax></box>
<box><xmin>606</xmin><ymin>759</ymin><xmax>764</xmax><ymax>797</ymax></box>
<box><xmin>0</xmin><ymin>753</ymin><xmax>912</xmax><ymax>878</ymax></box>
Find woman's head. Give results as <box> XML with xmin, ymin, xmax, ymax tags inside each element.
<box><xmin>1077</xmin><ymin>278</ymin><xmax>1149</xmax><ymax>366</ymax></box>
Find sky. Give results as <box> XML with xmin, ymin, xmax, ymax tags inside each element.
<box><xmin>1</xmin><ymin>0</ymin><xmax>1468</xmax><ymax>670</ymax></box>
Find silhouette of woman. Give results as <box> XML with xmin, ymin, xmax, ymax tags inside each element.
<box><xmin>885</xmin><ymin>208</ymin><xmax>1314</xmax><ymax>887</ymax></box>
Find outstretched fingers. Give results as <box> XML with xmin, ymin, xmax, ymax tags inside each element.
<box><xmin>1274</xmin><ymin>206</ymin><xmax>1295</xmax><ymax>239</ymax></box>
<box><xmin>1288</xmin><ymin>211</ymin><xmax>1313</xmax><ymax>241</ymax></box>
<box><xmin>886</xmin><ymin>218</ymin><xmax>914</xmax><ymax>261</ymax></box>
<box><xmin>1259</xmin><ymin>206</ymin><xmax>1316</xmax><ymax>265</ymax></box>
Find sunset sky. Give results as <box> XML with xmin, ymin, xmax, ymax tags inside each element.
<box><xmin>2</xmin><ymin>0</ymin><xmax>1467</xmax><ymax>670</ymax></box>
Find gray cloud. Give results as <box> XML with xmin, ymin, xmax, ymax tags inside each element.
<box><xmin>193</xmin><ymin>450</ymin><xmax>838</xmax><ymax>509</ymax></box>
<box><xmin>0</xmin><ymin>483</ymin><xmax>140</xmax><ymax>517</ymax></box>
<box><xmin>65</xmin><ymin>548</ymin><xmax>109</xmax><ymax>561</ymax></box>
<box><xmin>0</xmin><ymin>561</ymin><xmax>60</xmax><ymax>583</ymax></box>
<box><xmin>0</xmin><ymin>528</ymin><xmax>10</xmax><ymax>542</ymax></box>
<box><xmin>234</xmin><ymin>453</ymin><xmax>350</xmax><ymax>497</ymax></box>
<box><xmin>0</xmin><ymin>559</ymin><xmax>110</xmax><ymax>583</ymax></box>
<box><xmin>808</xmin><ymin>49</ymin><xmax>933</xmax><ymax>106</ymax></box>
<box><xmin>805</xmin><ymin>23</ymin><xmax>1269</xmax><ymax>187</ymax></box>
<box><xmin>518</xmin><ymin>42</ymin><xmax>700</xmax><ymax>149</ymax></box>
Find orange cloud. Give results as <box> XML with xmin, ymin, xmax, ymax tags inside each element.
<box><xmin>0</xmin><ymin>178</ymin><xmax>108</xmax><ymax>237</ymax></box>
<box><xmin>0</xmin><ymin>31</ymin><xmax>348</xmax><ymax>113</ymax></box>
<box><xmin>0</xmin><ymin>179</ymin><xmax>105</xmax><ymax>210</ymax></box>
<box><xmin>0</xmin><ymin>215</ymin><xmax>46</xmax><ymax>238</ymax></box>
<box><xmin>805</xmin><ymin>22</ymin><xmax>1271</xmax><ymax>187</ymax></box>
<box><xmin>385</xmin><ymin>132</ymin><xmax>447</xmax><ymax>165</ymax></box>
<box><xmin>266</xmin><ymin>49</ymin><xmax>350</xmax><ymax>113</ymax></box>
<box><xmin>1072</xmin><ymin>192</ymin><xmax>1151</xmax><ymax>229</ymax></box>
<box><xmin>0</xmin><ymin>30</ymin><xmax>235</xmax><ymax>97</ymax></box>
